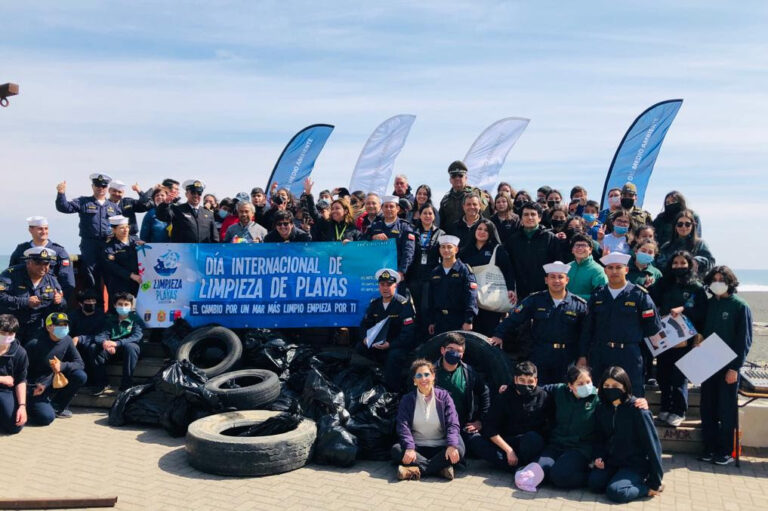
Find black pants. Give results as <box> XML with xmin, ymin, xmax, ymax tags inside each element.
<box><xmin>355</xmin><ymin>343</ymin><xmax>409</xmax><ymax>393</ymax></box>
<box><xmin>537</xmin><ymin>446</ymin><xmax>590</xmax><ymax>488</ymax></box>
<box><xmin>588</xmin><ymin>466</ymin><xmax>650</xmax><ymax>503</ymax></box>
<box><xmin>391</xmin><ymin>437</ymin><xmax>466</xmax><ymax>476</ymax></box>
<box><xmin>28</xmin><ymin>369</ymin><xmax>88</xmax><ymax>425</ymax></box>
<box><xmin>472</xmin><ymin>431</ymin><xmax>545</xmax><ymax>471</ymax></box>
<box><xmin>473</xmin><ymin>309</ymin><xmax>504</xmax><ymax>338</ymax></box>
<box><xmin>86</xmin><ymin>341</ymin><xmax>141</xmax><ymax>390</ymax></box>
<box><xmin>700</xmin><ymin>368</ymin><xmax>738</xmax><ymax>456</ymax></box>
<box><xmin>657</xmin><ymin>346</ymin><xmax>689</xmax><ymax>416</ymax></box>
<box><xmin>590</xmin><ymin>343</ymin><xmax>645</xmax><ymax>397</ymax></box>
<box><xmin>0</xmin><ymin>389</ymin><xmax>23</xmax><ymax>435</ymax></box>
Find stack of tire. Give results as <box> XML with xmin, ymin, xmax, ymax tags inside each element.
<box><xmin>178</xmin><ymin>325</ymin><xmax>317</xmax><ymax>476</ymax></box>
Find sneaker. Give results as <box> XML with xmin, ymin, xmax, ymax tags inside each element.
<box><xmin>697</xmin><ymin>453</ymin><xmax>715</xmax><ymax>463</ymax></box>
<box><xmin>439</xmin><ymin>466</ymin><xmax>455</xmax><ymax>481</ymax></box>
<box><xmin>55</xmin><ymin>409</ymin><xmax>73</xmax><ymax>418</ymax></box>
<box><xmin>657</xmin><ymin>411</ymin><xmax>669</xmax><ymax>422</ymax></box>
<box><xmin>714</xmin><ymin>455</ymin><xmax>735</xmax><ymax>466</ymax></box>
<box><xmin>666</xmin><ymin>413</ymin><xmax>685</xmax><ymax>427</ymax></box>
<box><xmin>397</xmin><ymin>465</ymin><xmax>421</xmax><ymax>481</ymax></box>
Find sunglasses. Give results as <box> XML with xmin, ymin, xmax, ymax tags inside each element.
<box><xmin>676</xmin><ymin>221</ymin><xmax>693</xmax><ymax>227</ymax></box>
<box><xmin>276</xmin><ymin>222</ymin><xmax>291</xmax><ymax>227</ymax></box>
<box><xmin>414</xmin><ymin>372</ymin><xmax>432</xmax><ymax>379</ymax></box>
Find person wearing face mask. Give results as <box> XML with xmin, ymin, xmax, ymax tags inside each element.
<box><xmin>477</xmin><ymin>361</ymin><xmax>551</xmax><ymax>472</ymax></box>
<box><xmin>614</xmin><ymin>183</ymin><xmax>653</xmax><ymax>233</ymax></box>
<box><xmin>601</xmin><ymin>211</ymin><xmax>633</xmax><ymax>255</ymax></box>
<box><xmin>651</xmin><ymin>251</ymin><xmax>708</xmax><ymax>428</ymax></box>
<box><xmin>0</xmin><ymin>247</ymin><xmax>66</xmax><ymax>345</ymax></box>
<box><xmin>627</xmin><ymin>239</ymin><xmax>663</xmax><ymax>291</ymax></box>
<box><xmin>657</xmin><ymin>210</ymin><xmax>714</xmax><ymax>280</ymax></box>
<box><xmin>562</xmin><ymin>217</ymin><xmax>602</xmax><ymax>263</ymax></box>
<box><xmin>698</xmin><ymin>266</ymin><xmax>752</xmax><ymax>466</ymax></box>
<box><xmin>547</xmin><ymin>206</ymin><xmax>569</xmax><ymax>239</ymax></box>
<box><xmin>392</xmin><ymin>359</ymin><xmax>464</xmax><ymax>481</ymax></box>
<box><xmin>589</xmin><ymin>366</ymin><xmax>664</xmax><ymax>503</ymax></box>
<box><xmin>580</xmin><ymin>200</ymin><xmax>603</xmax><ymax>241</ymax></box>
<box><xmin>103</xmin><ymin>215</ymin><xmax>143</xmax><ymax>297</ymax></box>
<box><xmin>68</xmin><ymin>289</ymin><xmax>107</xmax><ymax>370</ymax></box>
<box><xmin>652</xmin><ymin>191</ymin><xmax>702</xmax><ymax>247</ymax></box>
<box><xmin>25</xmin><ymin>312</ymin><xmax>86</xmax><ymax>423</ymax></box>
<box><xmin>87</xmin><ymin>292</ymin><xmax>144</xmax><ymax>395</ymax></box>
<box><xmin>10</xmin><ymin>216</ymin><xmax>76</xmax><ymax>303</ymax></box>
<box><xmin>433</xmin><ymin>333</ymin><xmax>490</xmax><ymax>459</ymax></box>
<box><xmin>490</xmin><ymin>262</ymin><xmax>587</xmax><ymax>384</ymax></box>
<box><xmin>579</xmin><ymin>252</ymin><xmax>664</xmax><ymax>397</ymax></box>
<box><xmin>0</xmin><ymin>315</ymin><xmax>28</xmax><ymax>435</ymax></box>
<box><xmin>55</xmin><ymin>173</ymin><xmax>121</xmax><ymax>289</ymax></box>
<box><xmin>598</xmin><ymin>187</ymin><xmax>622</xmax><ymax>224</ymax></box>
<box><xmin>567</xmin><ymin>234</ymin><xmax>608</xmax><ymax>300</ymax></box>
<box><xmin>156</xmin><ymin>180</ymin><xmax>219</xmax><ymax>243</ymax></box>
<box><xmin>542</xmin><ymin>189</ymin><xmax>564</xmax><ymax>228</ymax></box>
<box><xmin>512</xmin><ymin>190</ymin><xmax>532</xmax><ymax>217</ymax></box>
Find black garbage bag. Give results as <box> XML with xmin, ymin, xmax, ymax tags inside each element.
<box><xmin>153</xmin><ymin>359</ymin><xmax>209</xmax><ymax>398</ymax></box>
<box><xmin>236</xmin><ymin>412</ymin><xmax>302</xmax><ymax>437</ymax></box>
<box><xmin>159</xmin><ymin>395</ymin><xmax>222</xmax><ymax>437</ymax></box>
<box><xmin>313</xmin><ymin>415</ymin><xmax>358</xmax><ymax>467</ymax></box>
<box><xmin>108</xmin><ymin>383</ymin><xmax>155</xmax><ymax>426</ymax></box>
<box><xmin>346</xmin><ymin>387</ymin><xmax>399</xmax><ymax>460</ymax></box>
<box><xmin>332</xmin><ymin>366</ymin><xmax>384</xmax><ymax>412</ymax></box>
<box><xmin>161</xmin><ymin>318</ymin><xmax>193</xmax><ymax>357</ymax></box>
<box><xmin>301</xmin><ymin>368</ymin><xmax>348</xmax><ymax>424</ymax></box>
<box><xmin>267</xmin><ymin>385</ymin><xmax>303</xmax><ymax>415</ymax></box>
<box><xmin>124</xmin><ymin>389</ymin><xmax>176</xmax><ymax>427</ymax></box>
<box><xmin>310</xmin><ymin>351</ymin><xmax>352</xmax><ymax>375</ymax></box>
<box><xmin>243</xmin><ymin>339</ymin><xmax>314</xmax><ymax>382</ymax></box>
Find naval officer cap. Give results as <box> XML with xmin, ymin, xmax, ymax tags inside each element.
<box><xmin>23</xmin><ymin>246</ymin><xmax>55</xmax><ymax>262</ymax></box>
<box><xmin>109</xmin><ymin>215</ymin><xmax>129</xmax><ymax>226</ymax></box>
<box><xmin>600</xmin><ymin>252</ymin><xmax>632</xmax><ymax>266</ymax></box>
<box><xmin>438</xmin><ymin>234</ymin><xmax>460</xmax><ymax>247</ymax></box>
<box><xmin>89</xmin><ymin>173</ymin><xmax>112</xmax><ymax>187</ymax></box>
<box><xmin>375</xmin><ymin>268</ymin><xmax>401</xmax><ymax>284</ymax></box>
<box><xmin>183</xmin><ymin>179</ymin><xmax>206</xmax><ymax>193</ymax></box>
<box><xmin>26</xmin><ymin>216</ymin><xmax>48</xmax><ymax>227</ymax></box>
<box><xmin>543</xmin><ymin>261</ymin><xmax>571</xmax><ymax>274</ymax></box>
<box><xmin>381</xmin><ymin>195</ymin><xmax>399</xmax><ymax>205</ymax></box>
<box><xmin>108</xmin><ymin>179</ymin><xmax>127</xmax><ymax>192</ymax></box>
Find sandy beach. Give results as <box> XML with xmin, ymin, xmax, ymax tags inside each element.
<box><xmin>741</xmin><ymin>292</ymin><xmax>767</xmax><ymax>363</ymax></box>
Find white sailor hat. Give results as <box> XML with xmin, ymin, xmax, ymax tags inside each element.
<box><xmin>109</xmin><ymin>215</ymin><xmax>129</xmax><ymax>226</ymax></box>
<box><xmin>600</xmin><ymin>252</ymin><xmax>631</xmax><ymax>266</ymax></box>
<box><xmin>438</xmin><ymin>234</ymin><xmax>460</xmax><ymax>247</ymax></box>
<box><xmin>26</xmin><ymin>216</ymin><xmax>48</xmax><ymax>227</ymax></box>
<box><xmin>375</xmin><ymin>268</ymin><xmax>400</xmax><ymax>284</ymax></box>
<box><xmin>381</xmin><ymin>195</ymin><xmax>399</xmax><ymax>205</ymax></box>
<box><xmin>23</xmin><ymin>246</ymin><xmax>54</xmax><ymax>261</ymax></box>
<box><xmin>108</xmin><ymin>179</ymin><xmax>127</xmax><ymax>192</ymax></box>
<box><xmin>89</xmin><ymin>173</ymin><xmax>112</xmax><ymax>186</ymax></box>
<box><xmin>183</xmin><ymin>179</ymin><xmax>206</xmax><ymax>192</ymax></box>
<box><xmin>543</xmin><ymin>261</ymin><xmax>571</xmax><ymax>274</ymax></box>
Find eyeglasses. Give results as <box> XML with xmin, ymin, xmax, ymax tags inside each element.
<box><xmin>276</xmin><ymin>222</ymin><xmax>291</xmax><ymax>227</ymax></box>
<box><xmin>676</xmin><ymin>221</ymin><xmax>693</xmax><ymax>227</ymax></box>
<box><xmin>572</xmin><ymin>243</ymin><xmax>591</xmax><ymax>249</ymax></box>
<box><xmin>414</xmin><ymin>372</ymin><xmax>432</xmax><ymax>379</ymax></box>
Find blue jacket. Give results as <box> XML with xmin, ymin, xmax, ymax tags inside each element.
<box><xmin>55</xmin><ymin>193</ymin><xmax>120</xmax><ymax>241</ymax></box>
<box><xmin>140</xmin><ymin>208</ymin><xmax>170</xmax><ymax>242</ymax></box>
<box><xmin>396</xmin><ymin>387</ymin><xmax>461</xmax><ymax>450</ymax></box>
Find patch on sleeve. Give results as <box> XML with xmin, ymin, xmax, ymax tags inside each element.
<box><xmin>469</xmin><ymin>282</ymin><xmax>478</xmax><ymax>289</ymax></box>
<box><xmin>403</xmin><ymin>317</ymin><xmax>414</xmax><ymax>326</ymax></box>
<box><xmin>642</xmin><ymin>309</ymin><xmax>655</xmax><ymax>318</ymax></box>
<box><xmin>513</xmin><ymin>304</ymin><xmax>524</xmax><ymax>313</ymax></box>
<box><xmin>61</xmin><ymin>259</ymin><xmax>70</xmax><ymax>266</ymax></box>
<box><xmin>407</xmin><ymin>233</ymin><xmax>415</xmax><ymax>241</ymax></box>
<box><xmin>0</xmin><ymin>284</ymin><xmax>5</xmax><ymax>291</ymax></box>
<box><xmin>107</xmin><ymin>254</ymin><xmax>115</xmax><ymax>260</ymax></box>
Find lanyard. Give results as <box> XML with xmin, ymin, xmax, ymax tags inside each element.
<box><xmin>334</xmin><ymin>223</ymin><xmax>348</xmax><ymax>241</ymax></box>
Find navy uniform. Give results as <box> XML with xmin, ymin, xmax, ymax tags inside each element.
<box><xmin>365</xmin><ymin>211</ymin><xmax>416</xmax><ymax>277</ymax></box>
<box><xmin>109</xmin><ymin>180</ymin><xmax>154</xmax><ymax>236</ymax></box>
<box><xmin>9</xmin><ymin>217</ymin><xmax>75</xmax><ymax>302</ymax></box>
<box><xmin>580</xmin><ymin>253</ymin><xmax>662</xmax><ymax>397</ymax></box>
<box><xmin>0</xmin><ymin>248</ymin><xmax>66</xmax><ymax>342</ymax></box>
<box><xmin>428</xmin><ymin>237</ymin><xmax>478</xmax><ymax>334</ymax></box>
<box><xmin>356</xmin><ymin>269</ymin><xmax>416</xmax><ymax>391</ymax></box>
<box><xmin>55</xmin><ymin>173</ymin><xmax>120</xmax><ymax>288</ymax></box>
<box><xmin>493</xmin><ymin>290</ymin><xmax>587</xmax><ymax>385</ymax></box>
<box><xmin>103</xmin><ymin>216</ymin><xmax>141</xmax><ymax>297</ymax></box>
<box><xmin>155</xmin><ymin>180</ymin><xmax>219</xmax><ymax>243</ymax></box>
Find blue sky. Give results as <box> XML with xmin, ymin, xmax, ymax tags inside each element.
<box><xmin>2</xmin><ymin>1</ymin><xmax>767</xmax><ymax>268</ymax></box>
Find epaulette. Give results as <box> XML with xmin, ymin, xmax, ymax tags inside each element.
<box><xmin>572</xmin><ymin>294</ymin><xmax>588</xmax><ymax>304</ymax></box>
<box><xmin>529</xmin><ymin>290</ymin><xmax>545</xmax><ymax>297</ymax></box>
<box><xmin>635</xmin><ymin>284</ymin><xmax>649</xmax><ymax>294</ymax></box>
<box><xmin>395</xmin><ymin>294</ymin><xmax>409</xmax><ymax>305</ymax></box>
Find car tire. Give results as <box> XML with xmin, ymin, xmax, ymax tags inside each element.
<box><xmin>176</xmin><ymin>325</ymin><xmax>243</xmax><ymax>377</ymax></box>
<box><xmin>186</xmin><ymin>410</ymin><xmax>317</xmax><ymax>476</ymax></box>
<box><xmin>204</xmin><ymin>369</ymin><xmax>281</xmax><ymax>410</ymax></box>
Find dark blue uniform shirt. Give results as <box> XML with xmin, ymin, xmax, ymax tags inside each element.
<box><xmin>365</xmin><ymin>218</ymin><xmax>416</xmax><ymax>275</ymax></box>
<box><xmin>0</xmin><ymin>265</ymin><xmax>66</xmax><ymax>335</ymax></box>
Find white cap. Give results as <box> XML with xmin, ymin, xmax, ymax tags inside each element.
<box><xmin>600</xmin><ymin>252</ymin><xmax>631</xmax><ymax>266</ymax></box>
<box><xmin>89</xmin><ymin>173</ymin><xmax>112</xmax><ymax>183</ymax></box>
<box><xmin>109</xmin><ymin>215</ymin><xmax>129</xmax><ymax>226</ymax></box>
<box><xmin>381</xmin><ymin>195</ymin><xmax>399</xmax><ymax>205</ymax></box>
<box><xmin>375</xmin><ymin>268</ymin><xmax>401</xmax><ymax>284</ymax></box>
<box><xmin>183</xmin><ymin>179</ymin><xmax>206</xmax><ymax>191</ymax></box>
<box><xmin>543</xmin><ymin>261</ymin><xmax>571</xmax><ymax>274</ymax></box>
<box><xmin>438</xmin><ymin>235</ymin><xmax>460</xmax><ymax>247</ymax></box>
<box><xmin>26</xmin><ymin>216</ymin><xmax>48</xmax><ymax>227</ymax></box>
<box><xmin>23</xmin><ymin>246</ymin><xmax>55</xmax><ymax>260</ymax></box>
<box><xmin>108</xmin><ymin>179</ymin><xmax>126</xmax><ymax>192</ymax></box>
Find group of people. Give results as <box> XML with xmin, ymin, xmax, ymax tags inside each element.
<box><xmin>0</xmin><ymin>161</ymin><xmax>754</xmax><ymax>501</ymax></box>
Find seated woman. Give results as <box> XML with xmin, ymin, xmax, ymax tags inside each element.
<box><xmin>392</xmin><ymin>359</ymin><xmax>465</xmax><ymax>481</ymax></box>
<box><xmin>589</xmin><ymin>366</ymin><xmax>664</xmax><ymax>503</ymax></box>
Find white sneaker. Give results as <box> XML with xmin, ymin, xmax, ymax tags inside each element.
<box><xmin>657</xmin><ymin>411</ymin><xmax>669</xmax><ymax>422</ymax></box>
<box><xmin>666</xmin><ymin>413</ymin><xmax>685</xmax><ymax>427</ymax></box>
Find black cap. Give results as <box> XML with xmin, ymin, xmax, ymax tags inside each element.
<box><xmin>251</xmin><ymin>187</ymin><xmax>265</xmax><ymax>196</ymax></box>
<box><xmin>448</xmin><ymin>160</ymin><xmax>468</xmax><ymax>175</ymax></box>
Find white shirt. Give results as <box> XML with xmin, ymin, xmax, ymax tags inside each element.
<box><xmin>608</xmin><ymin>283</ymin><xmax>628</xmax><ymax>299</ymax></box>
<box><xmin>412</xmin><ymin>391</ymin><xmax>445</xmax><ymax>447</ymax></box>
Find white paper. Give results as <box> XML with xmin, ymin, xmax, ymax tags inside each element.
<box><xmin>365</xmin><ymin>317</ymin><xmax>389</xmax><ymax>348</ymax></box>
<box><xmin>675</xmin><ymin>333</ymin><xmax>737</xmax><ymax>385</ymax></box>
<box><xmin>644</xmin><ymin>314</ymin><xmax>697</xmax><ymax>357</ymax></box>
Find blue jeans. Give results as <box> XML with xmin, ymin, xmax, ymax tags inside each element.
<box><xmin>28</xmin><ymin>369</ymin><xmax>87</xmax><ymax>425</ymax></box>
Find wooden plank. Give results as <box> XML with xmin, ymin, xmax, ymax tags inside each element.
<box><xmin>0</xmin><ymin>497</ymin><xmax>117</xmax><ymax>509</ymax></box>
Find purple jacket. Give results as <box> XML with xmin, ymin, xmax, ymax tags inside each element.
<box><xmin>396</xmin><ymin>386</ymin><xmax>461</xmax><ymax>450</ymax></box>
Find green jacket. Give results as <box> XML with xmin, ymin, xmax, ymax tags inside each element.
<box><xmin>567</xmin><ymin>255</ymin><xmax>608</xmax><ymax>301</ymax></box>
<box><xmin>97</xmin><ymin>311</ymin><xmax>145</xmax><ymax>347</ymax></box>
<box><xmin>702</xmin><ymin>294</ymin><xmax>753</xmax><ymax>372</ymax></box>
<box><xmin>627</xmin><ymin>259</ymin><xmax>663</xmax><ymax>290</ymax></box>
<box><xmin>547</xmin><ymin>383</ymin><xmax>598</xmax><ymax>459</ymax></box>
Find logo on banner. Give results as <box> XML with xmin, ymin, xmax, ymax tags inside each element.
<box><xmin>154</xmin><ymin>250</ymin><xmax>180</xmax><ymax>276</ymax></box>
<box><xmin>157</xmin><ymin>310</ymin><xmax>167</xmax><ymax>322</ymax></box>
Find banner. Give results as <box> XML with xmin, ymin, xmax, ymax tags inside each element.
<box><xmin>349</xmin><ymin>114</ymin><xmax>416</xmax><ymax>195</ymax></box>
<box><xmin>464</xmin><ymin>117</ymin><xmax>529</xmax><ymax>191</ymax></box>
<box><xmin>266</xmin><ymin>124</ymin><xmax>334</xmax><ymax>198</ymax></box>
<box><xmin>136</xmin><ymin>241</ymin><xmax>397</xmax><ymax>328</ymax></box>
<box><xmin>600</xmin><ymin>99</ymin><xmax>683</xmax><ymax>208</ymax></box>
